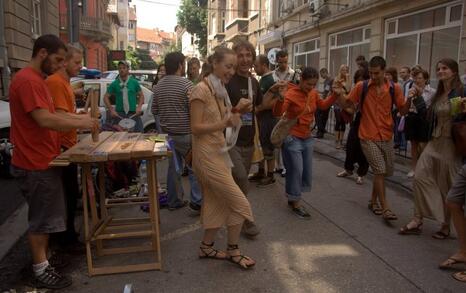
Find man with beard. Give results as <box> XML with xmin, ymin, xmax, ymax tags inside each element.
<box><xmin>225</xmin><ymin>40</ymin><xmax>262</xmax><ymax>237</ymax></box>
<box><xmin>45</xmin><ymin>45</ymin><xmax>84</xmax><ymax>252</ymax></box>
<box><xmin>9</xmin><ymin>35</ymin><xmax>98</xmax><ymax>289</ymax></box>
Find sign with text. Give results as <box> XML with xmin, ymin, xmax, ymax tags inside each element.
<box><xmin>109</xmin><ymin>50</ymin><xmax>126</xmax><ymax>61</ymax></box>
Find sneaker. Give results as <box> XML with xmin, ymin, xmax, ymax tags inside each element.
<box><xmin>337</xmin><ymin>170</ymin><xmax>353</xmax><ymax>177</ymax></box>
<box><xmin>168</xmin><ymin>200</ymin><xmax>188</xmax><ymax>211</ymax></box>
<box><xmin>32</xmin><ymin>265</ymin><xmax>72</xmax><ymax>289</ymax></box>
<box><xmin>257</xmin><ymin>176</ymin><xmax>276</xmax><ymax>187</ymax></box>
<box><xmin>274</xmin><ymin>168</ymin><xmax>284</xmax><ymax>174</ymax></box>
<box><xmin>281</xmin><ymin>169</ymin><xmax>286</xmax><ymax>177</ymax></box>
<box><xmin>242</xmin><ymin>220</ymin><xmax>260</xmax><ymax>237</ymax></box>
<box><xmin>356</xmin><ymin>176</ymin><xmax>363</xmax><ymax>185</ymax></box>
<box><xmin>407</xmin><ymin>170</ymin><xmax>415</xmax><ymax>178</ymax></box>
<box><xmin>248</xmin><ymin>172</ymin><xmax>265</xmax><ymax>182</ymax></box>
<box><xmin>188</xmin><ymin>202</ymin><xmax>201</xmax><ymax>216</ymax></box>
<box><xmin>290</xmin><ymin>205</ymin><xmax>311</xmax><ymax>219</ymax></box>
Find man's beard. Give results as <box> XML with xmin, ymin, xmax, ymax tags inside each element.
<box><xmin>41</xmin><ymin>57</ymin><xmax>55</xmax><ymax>75</ymax></box>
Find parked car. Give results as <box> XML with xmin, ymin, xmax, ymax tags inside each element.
<box><xmin>71</xmin><ymin>78</ymin><xmax>156</xmax><ymax>132</ymax></box>
<box><xmin>102</xmin><ymin>70</ymin><xmax>157</xmax><ymax>90</ymax></box>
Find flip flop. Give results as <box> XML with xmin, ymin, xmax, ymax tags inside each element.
<box><xmin>452</xmin><ymin>271</ymin><xmax>466</xmax><ymax>282</ymax></box>
<box><xmin>368</xmin><ymin>201</ymin><xmax>383</xmax><ymax>215</ymax></box>
<box><xmin>382</xmin><ymin>209</ymin><xmax>398</xmax><ymax>221</ymax></box>
<box><xmin>439</xmin><ymin>258</ymin><xmax>466</xmax><ymax>270</ymax></box>
<box><xmin>432</xmin><ymin>231</ymin><xmax>450</xmax><ymax>240</ymax></box>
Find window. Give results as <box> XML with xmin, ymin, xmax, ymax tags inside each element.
<box><xmin>31</xmin><ymin>0</ymin><xmax>41</xmax><ymax>37</ymax></box>
<box><xmin>221</xmin><ymin>12</ymin><xmax>226</xmax><ymax>32</ymax></box>
<box><xmin>293</xmin><ymin>38</ymin><xmax>320</xmax><ymax>70</ymax></box>
<box><xmin>328</xmin><ymin>26</ymin><xmax>370</xmax><ymax>79</ymax></box>
<box><xmin>129</xmin><ymin>22</ymin><xmax>134</xmax><ymax>29</ymax></box>
<box><xmin>385</xmin><ymin>2</ymin><xmax>462</xmax><ymax>87</ymax></box>
<box><xmin>128</xmin><ymin>34</ymin><xmax>135</xmax><ymax>42</ymax></box>
<box><xmin>211</xmin><ymin>12</ymin><xmax>217</xmax><ymax>35</ymax></box>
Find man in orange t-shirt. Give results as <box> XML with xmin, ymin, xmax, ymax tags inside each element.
<box><xmin>45</xmin><ymin>45</ymin><xmax>83</xmax><ymax>248</ymax></box>
<box><xmin>334</xmin><ymin>56</ymin><xmax>411</xmax><ymax>221</ymax></box>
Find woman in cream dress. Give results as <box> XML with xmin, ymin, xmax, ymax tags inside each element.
<box><xmin>399</xmin><ymin>58</ymin><xmax>464</xmax><ymax>239</ymax></box>
<box><xmin>190</xmin><ymin>47</ymin><xmax>255</xmax><ymax>270</ymax></box>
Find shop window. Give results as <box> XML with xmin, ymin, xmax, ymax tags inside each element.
<box><xmin>31</xmin><ymin>0</ymin><xmax>42</xmax><ymax>38</ymax></box>
<box><xmin>293</xmin><ymin>38</ymin><xmax>320</xmax><ymax>70</ymax></box>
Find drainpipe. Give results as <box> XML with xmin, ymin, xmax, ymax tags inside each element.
<box><xmin>0</xmin><ymin>1</ymin><xmax>11</xmax><ymax>100</ymax></box>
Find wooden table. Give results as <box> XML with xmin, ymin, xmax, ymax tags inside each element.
<box><xmin>51</xmin><ymin>132</ymin><xmax>168</xmax><ymax>276</ymax></box>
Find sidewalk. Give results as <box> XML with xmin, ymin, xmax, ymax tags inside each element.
<box><xmin>2</xmin><ymin>152</ymin><xmax>464</xmax><ymax>292</ymax></box>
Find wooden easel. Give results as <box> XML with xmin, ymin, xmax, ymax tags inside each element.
<box><xmin>51</xmin><ymin>132</ymin><xmax>168</xmax><ymax>276</ymax></box>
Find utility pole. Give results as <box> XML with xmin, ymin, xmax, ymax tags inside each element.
<box><xmin>68</xmin><ymin>0</ymin><xmax>81</xmax><ymax>45</ymax></box>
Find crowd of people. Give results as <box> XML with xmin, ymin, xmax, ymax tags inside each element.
<box><xmin>6</xmin><ymin>33</ymin><xmax>466</xmax><ymax>289</ymax></box>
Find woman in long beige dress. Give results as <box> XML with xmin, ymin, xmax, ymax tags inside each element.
<box><xmin>190</xmin><ymin>47</ymin><xmax>256</xmax><ymax>269</ymax></box>
<box><xmin>399</xmin><ymin>58</ymin><xmax>464</xmax><ymax>238</ymax></box>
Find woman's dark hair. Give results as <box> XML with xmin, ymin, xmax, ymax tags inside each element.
<box><xmin>354</xmin><ymin>68</ymin><xmax>369</xmax><ymax>84</ymax></box>
<box><xmin>414</xmin><ymin>69</ymin><xmax>429</xmax><ymax>84</ymax></box>
<box><xmin>152</xmin><ymin>64</ymin><xmax>165</xmax><ymax>87</ymax></box>
<box><xmin>430</xmin><ymin>58</ymin><xmax>463</xmax><ymax>110</ymax></box>
<box><xmin>32</xmin><ymin>34</ymin><xmax>67</xmax><ymax>57</ymax></box>
<box><xmin>385</xmin><ymin>67</ymin><xmax>398</xmax><ymax>82</ymax></box>
<box><xmin>164</xmin><ymin>52</ymin><xmax>185</xmax><ymax>75</ymax></box>
<box><xmin>201</xmin><ymin>46</ymin><xmax>235</xmax><ymax>78</ymax></box>
<box><xmin>300</xmin><ymin>67</ymin><xmax>319</xmax><ymax>81</ymax></box>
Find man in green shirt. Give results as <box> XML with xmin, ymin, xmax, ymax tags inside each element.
<box><xmin>104</xmin><ymin>61</ymin><xmax>144</xmax><ymax>132</ymax></box>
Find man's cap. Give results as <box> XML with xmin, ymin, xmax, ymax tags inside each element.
<box><xmin>118</xmin><ymin>60</ymin><xmax>130</xmax><ymax>67</ymax></box>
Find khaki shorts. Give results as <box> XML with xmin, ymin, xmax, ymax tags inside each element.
<box><xmin>447</xmin><ymin>164</ymin><xmax>466</xmax><ymax>216</ymax></box>
<box><xmin>360</xmin><ymin>140</ymin><xmax>394</xmax><ymax>176</ymax></box>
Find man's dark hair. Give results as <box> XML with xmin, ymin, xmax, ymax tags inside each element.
<box><xmin>276</xmin><ymin>50</ymin><xmax>288</xmax><ymax>60</ymax></box>
<box><xmin>355</xmin><ymin>55</ymin><xmax>366</xmax><ymax>63</ymax></box>
<box><xmin>32</xmin><ymin>34</ymin><xmax>67</xmax><ymax>58</ymax></box>
<box><xmin>319</xmin><ymin>68</ymin><xmax>328</xmax><ymax>74</ymax></box>
<box><xmin>369</xmin><ymin>56</ymin><xmax>386</xmax><ymax>70</ymax></box>
<box><xmin>257</xmin><ymin>54</ymin><xmax>269</xmax><ymax>67</ymax></box>
<box><xmin>232</xmin><ymin>39</ymin><xmax>256</xmax><ymax>61</ymax></box>
<box><xmin>300</xmin><ymin>67</ymin><xmax>319</xmax><ymax>80</ymax></box>
<box><xmin>164</xmin><ymin>52</ymin><xmax>185</xmax><ymax>75</ymax></box>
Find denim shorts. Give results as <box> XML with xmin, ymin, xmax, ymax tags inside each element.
<box><xmin>10</xmin><ymin>165</ymin><xmax>66</xmax><ymax>234</ymax></box>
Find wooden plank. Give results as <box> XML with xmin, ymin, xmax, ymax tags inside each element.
<box><xmin>93</xmin><ymin>230</ymin><xmax>153</xmax><ymax>240</ymax></box>
<box><xmin>86</xmin><ymin>132</ymin><xmax>128</xmax><ymax>162</ymax></box>
<box><xmin>89</xmin><ymin>262</ymin><xmax>161</xmax><ymax>276</ymax></box>
<box><xmin>100</xmin><ymin>245</ymin><xmax>154</xmax><ymax>256</ymax></box>
<box><xmin>55</xmin><ymin>131</ymin><xmax>112</xmax><ymax>161</ymax></box>
<box><xmin>49</xmin><ymin>159</ymin><xmax>70</xmax><ymax>167</ymax></box>
<box><xmin>68</xmin><ymin>132</ymin><xmax>114</xmax><ymax>163</ymax></box>
<box><xmin>131</xmin><ymin>134</ymin><xmax>156</xmax><ymax>159</ymax></box>
<box><xmin>108</xmin><ymin>132</ymin><xmax>141</xmax><ymax>161</ymax></box>
<box><xmin>89</xmin><ymin>89</ymin><xmax>100</xmax><ymax>142</ymax></box>
<box><xmin>153</xmin><ymin>142</ymin><xmax>168</xmax><ymax>156</ymax></box>
<box><xmin>105</xmin><ymin>223</ymin><xmax>152</xmax><ymax>231</ymax></box>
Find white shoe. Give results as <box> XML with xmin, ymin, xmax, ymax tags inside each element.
<box><xmin>407</xmin><ymin>170</ymin><xmax>415</xmax><ymax>178</ymax></box>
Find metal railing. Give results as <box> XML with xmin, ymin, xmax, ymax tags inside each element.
<box><xmin>59</xmin><ymin>13</ymin><xmax>111</xmax><ymax>37</ymax></box>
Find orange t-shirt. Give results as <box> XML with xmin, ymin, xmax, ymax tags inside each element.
<box><xmin>347</xmin><ymin>80</ymin><xmax>405</xmax><ymax>141</ymax></box>
<box><xmin>273</xmin><ymin>83</ymin><xmax>336</xmax><ymax>139</ymax></box>
<box><xmin>46</xmin><ymin>72</ymin><xmax>77</xmax><ymax>149</ymax></box>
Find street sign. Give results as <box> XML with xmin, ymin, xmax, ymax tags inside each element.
<box><xmin>109</xmin><ymin>50</ymin><xmax>126</xmax><ymax>61</ymax></box>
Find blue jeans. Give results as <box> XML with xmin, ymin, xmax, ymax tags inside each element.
<box><xmin>166</xmin><ymin>134</ymin><xmax>202</xmax><ymax>208</ymax></box>
<box><xmin>282</xmin><ymin>135</ymin><xmax>314</xmax><ymax>202</ymax></box>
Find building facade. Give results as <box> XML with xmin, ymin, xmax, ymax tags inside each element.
<box><xmin>258</xmin><ymin>0</ymin><xmax>466</xmax><ymax>86</ymax></box>
<box><xmin>59</xmin><ymin>0</ymin><xmax>114</xmax><ymax>71</ymax></box>
<box><xmin>136</xmin><ymin>27</ymin><xmax>175</xmax><ymax>62</ymax></box>
<box><xmin>1</xmin><ymin>0</ymin><xmax>59</xmax><ymax>99</ymax></box>
<box><xmin>128</xmin><ymin>5</ymin><xmax>137</xmax><ymax>49</ymax></box>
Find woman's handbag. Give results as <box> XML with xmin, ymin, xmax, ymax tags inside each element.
<box><xmin>270</xmin><ymin>96</ymin><xmax>311</xmax><ymax>147</ymax></box>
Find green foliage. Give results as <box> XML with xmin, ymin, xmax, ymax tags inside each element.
<box><xmin>177</xmin><ymin>0</ymin><xmax>208</xmax><ymax>57</ymax></box>
<box><xmin>136</xmin><ymin>48</ymin><xmax>157</xmax><ymax>69</ymax></box>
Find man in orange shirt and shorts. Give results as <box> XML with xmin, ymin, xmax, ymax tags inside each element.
<box><xmin>334</xmin><ymin>56</ymin><xmax>411</xmax><ymax>221</ymax></box>
<box><xmin>46</xmin><ymin>45</ymin><xmax>84</xmax><ymax>250</ymax></box>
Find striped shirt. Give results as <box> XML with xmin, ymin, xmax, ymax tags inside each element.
<box><xmin>151</xmin><ymin>75</ymin><xmax>193</xmax><ymax>135</ymax></box>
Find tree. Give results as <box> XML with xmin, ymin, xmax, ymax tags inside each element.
<box><xmin>136</xmin><ymin>49</ymin><xmax>157</xmax><ymax>70</ymax></box>
<box><xmin>177</xmin><ymin>0</ymin><xmax>208</xmax><ymax>57</ymax></box>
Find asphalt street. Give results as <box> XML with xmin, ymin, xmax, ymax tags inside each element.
<box><xmin>2</xmin><ymin>148</ymin><xmax>465</xmax><ymax>292</ymax></box>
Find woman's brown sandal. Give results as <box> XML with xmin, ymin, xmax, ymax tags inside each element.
<box><xmin>368</xmin><ymin>201</ymin><xmax>383</xmax><ymax>215</ymax></box>
<box><xmin>399</xmin><ymin>221</ymin><xmax>423</xmax><ymax>235</ymax></box>
<box><xmin>382</xmin><ymin>209</ymin><xmax>398</xmax><ymax>221</ymax></box>
<box><xmin>227</xmin><ymin>244</ymin><xmax>255</xmax><ymax>270</ymax></box>
<box><xmin>199</xmin><ymin>241</ymin><xmax>227</xmax><ymax>260</ymax></box>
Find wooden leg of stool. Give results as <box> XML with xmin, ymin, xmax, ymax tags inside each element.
<box><xmin>81</xmin><ymin>164</ymin><xmax>94</xmax><ymax>276</ymax></box>
<box><xmin>147</xmin><ymin>159</ymin><xmax>162</xmax><ymax>266</ymax></box>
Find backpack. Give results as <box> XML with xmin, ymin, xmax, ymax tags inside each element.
<box><xmin>353</xmin><ymin>80</ymin><xmax>395</xmax><ymax>129</ymax></box>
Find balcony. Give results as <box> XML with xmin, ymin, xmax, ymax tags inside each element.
<box><xmin>60</xmin><ymin>13</ymin><xmax>112</xmax><ymax>41</ymax></box>
<box><xmin>224</xmin><ymin>18</ymin><xmax>249</xmax><ymax>42</ymax></box>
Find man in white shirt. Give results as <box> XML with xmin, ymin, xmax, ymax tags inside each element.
<box><xmin>273</xmin><ymin>50</ymin><xmax>299</xmax><ymax>84</ymax></box>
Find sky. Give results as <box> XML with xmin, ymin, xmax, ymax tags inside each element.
<box><xmin>132</xmin><ymin>0</ymin><xmax>181</xmax><ymax>32</ymax></box>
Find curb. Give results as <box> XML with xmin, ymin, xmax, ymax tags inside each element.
<box><xmin>0</xmin><ymin>203</ymin><xmax>28</xmax><ymax>261</ymax></box>
<box><xmin>312</xmin><ymin>137</ymin><xmax>414</xmax><ymax>193</ymax></box>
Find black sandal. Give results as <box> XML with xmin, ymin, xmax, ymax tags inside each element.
<box><xmin>432</xmin><ymin>230</ymin><xmax>450</xmax><ymax>240</ymax></box>
<box><xmin>199</xmin><ymin>241</ymin><xmax>227</xmax><ymax>260</ymax></box>
<box><xmin>227</xmin><ymin>244</ymin><xmax>255</xmax><ymax>270</ymax></box>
